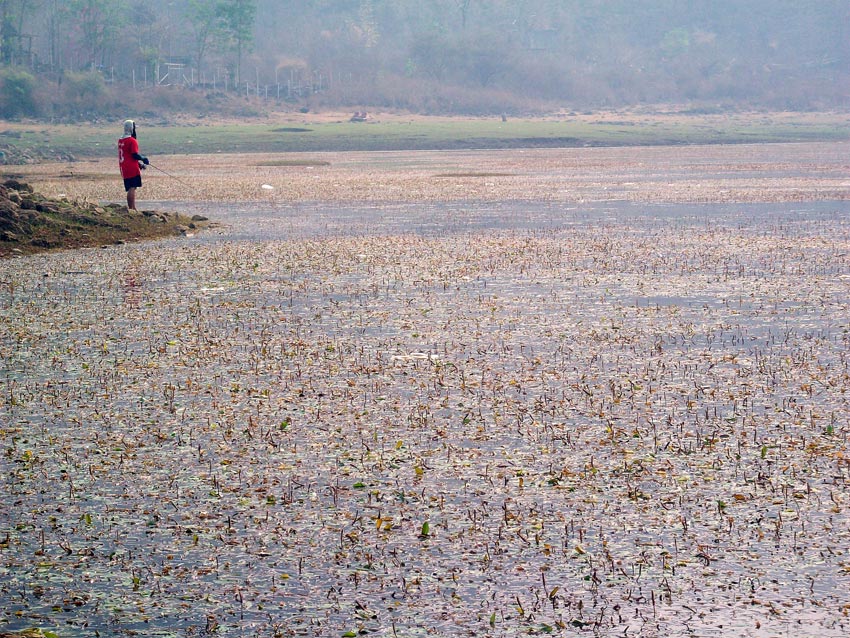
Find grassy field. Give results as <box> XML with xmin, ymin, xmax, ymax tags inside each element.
<box><xmin>1</xmin><ymin>110</ymin><xmax>849</xmax><ymax>158</ymax></box>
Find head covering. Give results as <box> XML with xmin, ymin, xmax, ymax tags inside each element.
<box><xmin>123</xmin><ymin>119</ymin><xmax>135</xmax><ymax>137</ymax></box>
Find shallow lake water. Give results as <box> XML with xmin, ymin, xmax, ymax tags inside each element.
<box><xmin>163</xmin><ymin>198</ymin><xmax>850</xmax><ymax>239</ymax></box>
<box><xmin>1</xmin><ymin>199</ymin><xmax>849</xmax><ymax>637</ymax></box>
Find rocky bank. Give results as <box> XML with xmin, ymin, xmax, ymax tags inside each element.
<box><xmin>0</xmin><ymin>179</ymin><xmax>210</xmax><ymax>258</ymax></box>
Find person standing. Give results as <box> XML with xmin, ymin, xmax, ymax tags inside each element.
<box><xmin>118</xmin><ymin>119</ymin><xmax>149</xmax><ymax>210</ymax></box>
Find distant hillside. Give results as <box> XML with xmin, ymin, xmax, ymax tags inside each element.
<box><xmin>1</xmin><ymin>1</ymin><xmax>848</xmax><ymax>119</ymax></box>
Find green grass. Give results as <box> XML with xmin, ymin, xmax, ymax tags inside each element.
<box><xmin>2</xmin><ymin>113</ymin><xmax>849</xmax><ymax>159</ymax></box>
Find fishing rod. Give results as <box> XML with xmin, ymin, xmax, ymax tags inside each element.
<box><xmin>146</xmin><ymin>161</ymin><xmax>192</xmax><ymax>188</ymax></box>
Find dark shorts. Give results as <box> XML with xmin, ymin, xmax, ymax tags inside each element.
<box><xmin>123</xmin><ymin>175</ymin><xmax>142</xmax><ymax>191</ymax></box>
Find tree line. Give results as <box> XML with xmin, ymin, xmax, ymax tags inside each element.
<box><xmin>1</xmin><ymin>0</ymin><xmax>848</xmax><ymax>118</ymax></box>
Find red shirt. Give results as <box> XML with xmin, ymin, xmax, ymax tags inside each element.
<box><xmin>118</xmin><ymin>136</ymin><xmax>141</xmax><ymax>179</ymax></box>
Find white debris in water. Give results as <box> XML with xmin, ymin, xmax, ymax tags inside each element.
<box><xmin>391</xmin><ymin>352</ymin><xmax>440</xmax><ymax>361</ymax></box>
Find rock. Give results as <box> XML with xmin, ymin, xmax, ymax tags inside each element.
<box><xmin>0</xmin><ymin>207</ymin><xmax>20</xmax><ymax>223</ymax></box>
<box><xmin>191</xmin><ymin>214</ymin><xmax>209</xmax><ymax>222</ymax></box>
<box><xmin>0</xmin><ymin>231</ymin><xmax>17</xmax><ymax>242</ymax></box>
<box><xmin>3</xmin><ymin>179</ymin><xmax>32</xmax><ymax>192</ymax></box>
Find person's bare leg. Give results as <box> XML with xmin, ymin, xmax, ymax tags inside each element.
<box><xmin>127</xmin><ymin>187</ymin><xmax>136</xmax><ymax>210</ymax></box>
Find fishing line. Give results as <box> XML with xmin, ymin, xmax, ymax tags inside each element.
<box><xmin>146</xmin><ymin>161</ymin><xmax>193</xmax><ymax>188</ymax></box>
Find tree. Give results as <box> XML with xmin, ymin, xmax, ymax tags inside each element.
<box><xmin>1</xmin><ymin>0</ymin><xmax>39</xmax><ymax>66</ymax></box>
<box><xmin>354</xmin><ymin>0</ymin><xmax>379</xmax><ymax>48</ymax></box>
<box><xmin>187</xmin><ymin>0</ymin><xmax>222</xmax><ymax>76</ymax></box>
<box><xmin>42</xmin><ymin>0</ymin><xmax>72</xmax><ymax>71</ymax></box>
<box><xmin>217</xmin><ymin>0</ymin><xmax>257</xmax><ymax>87</ymax></box>
<box><xmin>69</xmin><ymin>0</ymin><xmax>127</xmax><ymax>69</ymax></box>
<box><xmin>455</xmin><ymin>0</ymin><xmax>473</xmax><ymax>31</ymax></box>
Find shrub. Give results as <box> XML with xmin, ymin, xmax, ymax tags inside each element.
<box><xmin>0</xmin><ymin>68</ymin><xmax>39</xmax><ymax>118</ymax></box>
<box><xmin>63</xmin><ymin>71</ymin><xmax>107</xmax><ymax>110</ymax></box>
